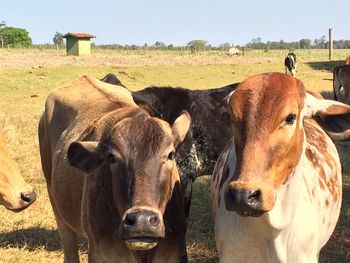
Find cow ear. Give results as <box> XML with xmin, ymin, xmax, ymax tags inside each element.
<box><xmin>172</xmin><ymin>111</ymin><xmax>191</xmax><ymax>148</ymax></box>
<box><xmin>304</xmin><ymin>92</ymin><xmax>350</xmax><ymax>141</ymax></box>
<box><xmin>304</xmin><ymin>93</ymin><xmax>350</xmax><ymax>118</ymax></box>
<box><xmin>67</xmin><ymin>141</ymin><xmax>107</xmax><ymax>174</ymax></box>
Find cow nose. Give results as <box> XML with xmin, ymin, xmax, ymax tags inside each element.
<box><xmin>21</xmin><ymin>191</ymin><xmax>36</xmax><ymax>205</ymax></box>
<box><xmin>120</xmin><ymin>210</ymin><xmax>164</xmax><ymax>240</ymax></box>
<box><xmin>225</xmin><ymin>188</ymin><xmax>263</xmax><ymax>216</ymax></box>
<box><xmin>125</xmin><ymin>211</ymin><xmax>160</xmax><ymax>228</ymax></box>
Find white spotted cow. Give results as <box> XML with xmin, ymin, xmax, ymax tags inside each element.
<box><xmin>211</xmin><ymin>72</ymin><xmax>350</xmax><ymax>262</ymax></box>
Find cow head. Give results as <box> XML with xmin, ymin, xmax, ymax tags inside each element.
<box><xmin>67</xmin><ymin>110</ymin><xmax>191</xmax><ymax>250</ymax></box>
<box><xmin>0</xmin><ymin>135</ymin><xmax>36</xmax><ymax>212</ymax></box>
<box><xmin>224</xmin><ymin>72</ymin><xmax>350</xmax><ymax>217</ymax></box>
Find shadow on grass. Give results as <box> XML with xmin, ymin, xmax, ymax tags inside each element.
<box><xmin>305</xmin><ymin>60</ymin><xmax>344</xmax><ymax>73</ymax></box>
<box><xmin>320</xmin><ymin>90</ymin><xmax>334</xmax><ymax>100</ymax></box>
<box><xmin>0</xmin><ymin>227</ymin><xmax>87</xmax><ymax>252</ymax></box>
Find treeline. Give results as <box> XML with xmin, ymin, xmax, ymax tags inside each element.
<box><xmin>93</xmin><ymin>37</ymin><xmax>350</xmax><ymax>51</ymax></box>
<box><xmin>245</xmin><ymin>36</ymin><xmax>350</xmax><ymax>50</ymax></box>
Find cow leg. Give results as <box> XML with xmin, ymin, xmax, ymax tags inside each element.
<box><xmin>181</xmin><ymin>240</ymin><xmax>188</xmax><ymax>263</ymax></box>
<box><xmin>55</xmin><ymin>215</ymin><xmax>80</xmax><ymax>263</ymax></box>
<box><xmin>179</xmin><ymin>177</ymin><xmax>194</xmax><ymax>263</ymax></box>
<box><xmin>47</xmin><ymin>188</ymin><xmax>79</xmax><ymax>263</ymax></box>
<box><xmin>344</xmin><ymin>85</ymin><xmax>350</xmax><ymax>103</ymax></box>
<box><xmin>39</xmin><ymin>119</ymin><xmax>79</xmax><ymax>262</ymax></box>
<box><xmin>44</xmin><ymin>181</ymin><xmax>80</xmax><ymax>263</ymax></box>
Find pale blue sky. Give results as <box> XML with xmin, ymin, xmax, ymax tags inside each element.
<box><xmin>1</xmin><ymin>0</ymin><xmax>349</xmax><ymax>46</ymax></box>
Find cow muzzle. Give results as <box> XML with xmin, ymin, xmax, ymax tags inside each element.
<box><xmin>120</xmin><ymin>208</ymin><xmax>165</xmax><ymax>250</ymax></box>
<box><xmin>225</xmin><ymin>181</ymin><xmax>271</xmax><ymax>217</ymax></box>
<box><xmin>4</xmin><ymin>190</ymin><xmax>37</xmax><ymax>212</ymax></box>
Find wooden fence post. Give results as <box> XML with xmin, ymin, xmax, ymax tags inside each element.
<box><xmin>329</xmin><ymin>28</ymin><xmax>333</xmax><ymax>61</ymax></box>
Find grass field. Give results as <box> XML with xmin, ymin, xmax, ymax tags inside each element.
<box><xmin>0</xmin><ymin>48</ymin><xmax>349</xmax><ymax>262</ymax></box>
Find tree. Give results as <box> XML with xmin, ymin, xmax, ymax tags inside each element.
<box><xmin>153</xmin><ymin>41</ymin><xmax>166</xmax><ymax>49</ymax></box>
<box><xmin>187</xmin><ymin>40</ymin><xmax>208</xmax><ymax>53</ymax></box>
<box><xmin>299</xmin><ymin>39</ymin><xmax>311</xmax><ymax>49</ymax></box>
<box><xmin>245</xmin><ymin>37</ymin><xmax>266</xmax><ymax>49</ymax></box>
<box><xmin>2</xmin><ymin>27</ymin><xmax>32</xmax><ymax>47</ymax></box>
<box><xmin>0</xmin><ymin>21</ymin><xmax>6</xmax><ymax>48</ymax></box>
<box><xmin>218</xmin><ymin>42</ymin><xmax>231</xmax><ymax>51</ymax></box>
<box><xmin>53</xmin><ymin>32</ymin><xmax>64</xmax><ymax>49</ymax></box>
<box><xmin>314</xmin><ymin>35</ymin><xmax>326</xmax><ymax>49</ymax></box>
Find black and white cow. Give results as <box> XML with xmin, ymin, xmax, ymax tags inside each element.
<box><xmin>284</xmin><ymin>52</ymin><xmax>297</xmax><ymax>76</ymax></box>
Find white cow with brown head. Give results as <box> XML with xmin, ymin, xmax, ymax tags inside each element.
<box><xmin>211</xmin><ymin>72</ymin><xmax>349</xmax><ymax>262</ymax></box>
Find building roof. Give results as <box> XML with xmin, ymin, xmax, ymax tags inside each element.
<box><xmin>63</xmin><ymin>32</ymin><xmax>96</xmax><ymax>39</ymax></box>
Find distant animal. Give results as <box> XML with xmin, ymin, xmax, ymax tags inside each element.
<box><xmin>345</xmin><ymin>55</ymin><xmax>350</xmax><ymax>65</ymax></box>
<box><xmin>0</xmin><ymin>133</ymin><xmax>36</xmax><ymax>211</ymax></box>
<box><xmin>211</xmin><ymin>72</ymin><xmax>350</xmax><ymax>262</ymax></box>
<box><xmin>39</xmin><ymin>76</ymin><xmax>191</xmax><ymax>263</ymax></box>
<box><xmin>228</xmin><ymin>47</ymin><xmax>240</xmax><ymax>56</ymax></box>
<box><xmin>333</xmin><ymin>64</ymin><xmax>350</xmax><ymax>101</ymax></box>
<box><xmin>284</xmin><ymin>52</ymin><xmax>297</xmax><ymax>76</ymax></box>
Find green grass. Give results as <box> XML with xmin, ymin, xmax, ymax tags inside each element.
<box><xmin>0</xmin><ymin>49</ymin><xmax>349</xmax><ymax>262</ymax></box>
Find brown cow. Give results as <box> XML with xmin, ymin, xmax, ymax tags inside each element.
<box><xmin>0</xmin><ymin>133</ymin><xmax>36</xmax><ymax>211</ymax></box>
<box><xmin>333</xmin><ymin>64</ymin><xmax>350</xmax><ymax>101</ymax></box>
<box><xmin>38</xmin><ymin>76</ymin><xmax>191</xmax><ymax>263</ymax></box>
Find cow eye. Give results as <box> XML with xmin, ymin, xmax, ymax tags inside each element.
<box><xmin>108</xmin><ymin>153</ymin><xmax>116</xmax><ymax>164</ymax></box>
<box><xmin>285</xmin><ymin>114</ymin><xmax>296</xmax><ymax>125</ymax></box>
<box><xmin>168</xmin><ymin>150</ymin><xmax>176</xmax><ymax>160</ymax></box>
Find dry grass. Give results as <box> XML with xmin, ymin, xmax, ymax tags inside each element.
<box><xmin>1</xmin><ymin>48</ymin><xmax>349</xmax><ymax>70</ymax></box>
<box><xmin>0</xmin><ymin>49</ymin><xmax>349</xmax><ymax>262</ymax></box>
<box><xmin>0</xmin><ymin>48</ymin><xmax>279</xmax><ymax>70</ymax></box>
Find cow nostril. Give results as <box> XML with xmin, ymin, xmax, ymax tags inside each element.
<box><xmin>21</xmin><ymin>192</ymin><xmax>36</xmax><ymax>204</ymax></box>
<box><xmin>125</xmin><ymin>213</ymin><xmax>136</xmax><ymax>226</ymax></box>
<box><xmin>247</xmin><ymin>189</ymin><xmax>261</xmax><ymax>203</ymax></box>
<box><xmin>148</xmin><ymin>215</ymin><xmax>160</xmax><ymax>226</ymax></box>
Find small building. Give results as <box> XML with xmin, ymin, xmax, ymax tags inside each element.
<box><xmin>63</xmin><ymin>32</ymin><xmax>96</xmax><ymax>56</ymax></box>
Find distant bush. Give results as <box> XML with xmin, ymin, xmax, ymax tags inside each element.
<box><xmin>187</xmin><ymin>40</ymin><xmax>208</xmax><ymax>53</ymax></box>
<box><xmin>2</xmin><ymin>27</ymin><xmax>32</xmax><ymax>48</ymax></box>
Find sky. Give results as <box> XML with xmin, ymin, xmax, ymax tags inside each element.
<box><xmin>1</xmin><ymin>0</ymin><xmax>349</xmax><ymax>46</ymax></box>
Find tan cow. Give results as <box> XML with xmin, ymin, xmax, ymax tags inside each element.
<box><xmin>38</xmin><ymin>76</ymin><xmax>191</xmax><ymax>263</ymax></box>
<box><xmin>0</xmin><ymin>133</ymin><xmax>36</xmax><ymax>211</ymax></box>
<box><xmin>211</xmin><ymin>73</ymin><xmax>350</xmax><ymax>262</ymax></box>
